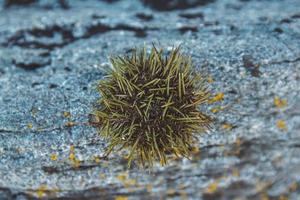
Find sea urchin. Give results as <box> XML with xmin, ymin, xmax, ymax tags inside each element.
<box><xmin>94</xmin><ymin>46</ymin><xmax>212</xmax><ymax>167</ymax></box>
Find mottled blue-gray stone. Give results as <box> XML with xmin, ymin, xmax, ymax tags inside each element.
<box><xmin>0</xmin><ymin>0</ymin><xmax>300</xmax><ymax>199</ymax></box>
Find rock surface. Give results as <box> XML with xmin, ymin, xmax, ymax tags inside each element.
<box><xmin>0</xmin><ymin>0</ymin><xmax>300</xmax><ymax>199</ymax></box>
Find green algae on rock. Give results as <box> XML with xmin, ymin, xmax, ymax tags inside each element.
<box><xmin>94</xmin><ymin>46</ymin><xmax>212</xmax><ymax>167</ymax></box>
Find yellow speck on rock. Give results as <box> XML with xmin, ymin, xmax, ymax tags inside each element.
<box><xmin>289</xmin><ymin>182</ymin><xmax>298</xmax><ymax>192</ymax></box>
<box><xmin>180</xmin><ymin>190</ymin><xmax>188</xmax><ymax>199</ymax></box>
<box><xmin>65</xmin><ymin>121</ymin><xmax>76</xmax><ymax>127</ymax></box>
<box><xmin>260</xmin><ymin>194</ymin><xmax>270</xmax><ymax>200</ymax></box>
<box><xmin>207</xmin><ymin>76</ymin><xmax>214</xmax><ymax>83</ymax></box>
<box><xmin>167</xmin><ymin>189</ymin><xmax>176</xmax><ymax>196</ymax></box>
<box><xmin>68</xmin><ymin>145</ymin><xmax>80</xmax><ymax>168</ymax></box>
<box><xmin>100</xmin><ymin>173</ymin><xmax>106</xmax><ymax>179</ymax></box>
<box><xmin>117</xmin><ymin>173</ymin><xmax>128</xmax><ymax>182</ymax></box>
<box><xmin>36</xmin><ymin>185</ymin><xmax>47</xmax><ymax>198</ymax></box>
<box><xmin>210</xmin><ymin>106</ymin><xmax>223</xmax><ymax>113</ymax></box>
<box><xmin>93</xmin><ymin>156</ymin><xmax>101</xmax><ymax>164</ymax></box>
<box><xmin>191</xmin><ymin>146</ymin><xmax>200</xmax><ymax>154</ymax></box>
<box><xmin>115</xmin><ymin>196</ymin><xmax>128</xmax><ymax>200</ymax></box>
<box><xmin>69</xmin><ymin>153</ymin><xmax>75</xmax><ymax>161</ymax></box>
<box><xmin>222</xmin><ymin>123</ymin><xmax>233</xmax><ymax>130</ymax></box>
<box><xmin>208</xmin><ymin>93</ymin><xmax>224</xmax><ymax>104</ymax></box>
<box><xmin>235</xmin><ymin>138</ymin><xmax>242</xmax><ymax>146</ymax></box>
<box><xmin>233</xmin><ymin>198</ymin><xmax>244</xmax><ymax>200</ymax></box>
<box><xmin>50</xmin><ymin>154</ymin><xmax>58</xmax><ymax>161</ymax></box>
<box><xmin>63</xmin><ymin>111</ymin><xmax>71</xmax><ymax>118</ymax></box>
<box><xmin>124</xmin><ymin>179</ymin><xmax>137</xmax><ymax>188</ymax></box>
<box><xmin>116</xmin><ymin>172</ymin><xmax>137</xmax><ymax>187</ymax></box>
<box><xmin>279</xmin><ymin>195</ymin><xmax>288</xmax><ymax>200</ymax></box>
<box><xmin>232</xmin><ymin>168</ymin><xmax>240</xmax><ymax>177</ymax></box>
<box><xmin>27</xmin><ymin>123</ymin><xmax>33</xmax><ymax>129</ymax></box>
<box><xmin>255</xmin><ymin>181</ymin><xmax>270</xmax><ymax>194</ymax></box>
<box><xmin>204</xmin><ymin>181</ymin><xmax>219</xmax><ymax>194</ymax></box>
<box><xmin>277</xmin><ymin>120</ymin><xmax>287</xmax><ymax>131</ymax></box>
<box><xmin>70</xmin><ymin>145</ymin><xmax>75</xmax><ymax>152</ymax></box>
<box><xmin>72</xmin><ymin>159</ymin><xmax>81</xmax><ymax>168</ymax></box>
<box><xmin>211</xmin><ymin>108</ymin><xmax>219</xmax><ymax>113</ymax></box>
<box><xmin>146</xmin><ymin>184</ymin><xmax>152</xmax><ymax>193</ymax></box>
<box><xmin>274</xmin><ymin>96</ymin><xmax>287</xmax><ymax>109</ymax></box>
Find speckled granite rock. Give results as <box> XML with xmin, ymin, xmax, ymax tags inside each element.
<box><xmin>0</xmin><ymin>0</ymin><xmax>300</xmax><ymax>199</ymax></box>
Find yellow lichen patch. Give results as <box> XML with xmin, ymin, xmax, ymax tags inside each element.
<box><xmin>222</xmin><ymin>123</ymin><xmax>233</xmax><ymax>130</ymax></box>
<box><xmin>65</xmin><ymin>121</ymin><xmax>76</xmax><ymax>127</ymax></box>
<box><xmin>36</xmin><ymin>185</ymin><xmax>47</xmax><ymax>198</ymax></box>
<box><xmin>277</xmin><ymin>120</ymin><xmax>287</xmax><ymax>131</ymax></box>
<box><xmin>191</xmin><ymin>146</ymin><xmax>200</xmax><ymax>155</ymax></box>
<box><xmin>210</xmin><ymin>106</ymin><xmax>224</xmax><ymax>113</ymax></box>
<box><xmin>208</xmin><ymin>93</ymin><xmax>224</xmax><ymax>104</ymax></box>
<box><xmin>35</xmin><ymin>187</ymin><xmax>60</xmax><ymax>197</ymax></box>
<box><xmin>70</xmin><ymin>145</ymin><xmax>75</xmax><ymax>152</ymax></box>
<box><xmin>100</xmin><ymin>173</ymin><xmax>106</xmax><ymax>179</ymax></box>
<box><xmin>178</xmin><ymin>184</ymin><xmax>187</xmax><ymax>190</ymax></box>
<box><xmin>255</xmin><ymin>181</ymin><xmax>270</xmax><ymax>193</ymax></box>
<box><xmin>63</xmin><ymin>111</ymin><xmax>71</xmax><ymax>118</ymax></box>
<box><xmin>72</xmin><ymin>159</ymin><xmax>81</xmax><ymax>168</ymax></box>
<box><xmin>167</xmin><ymin>189</ymin><xmax>176</xmax><ymax>196</ymax></box>
<box><xmin>146</xmin><ymin>184</ymin><xmax>152</xmax><ymax>193</ymax></box>
<box><xmin>50</xmin><ymin>154</ymin><xmax>58</xmax><ymax>161</ymax></box>
<box><xmin>289</xmin><ymin>182</ymin><xmax>298</xmax><ymax>192</ymax></box>
<box><xmin>117</xmin><ymin>172</ymin><xmax>128</xmax><ymax>182</ymax></box>
<box><xmin>279</xmin><ymin>195</ymin><xmax>288</xmax><ymax>200</ymax></box>
<box><xmin>204</xmin><ymin>181</ymin><xmax>219</xmax><ymax>194</ymax></box>
<box><xmin>68</xmin><ymin>145</ymin><xmax>80</xmax><ymax>168</ymax></box>
<box><xmin>274</xmin><ymin>97</ymin><xmax>287</xmax><ymax>109</ymax></box>
<box><xmin>93</xmin><ymin>156</ymin><xmax>101</xmax><ymax>164</ymax></box>
<box><xmin>231</xmin><ymin>138</ymin><xmax>242</xmax><ymax>156</ymax></box>
<box><xmin>69</xmin><ymin>153</ymin><xmax>75</xmax><ymax>161</ymax></box>
<box><xmin>123</xmin><ymin>179</ymin><xmax>137</xmax><ymax>188</ymax></box>
<box><xmin>27</xmin><ymin>123</ymin><xmax>33</xmax><ymax>129</ymax></box>
<box><xmin>207</xmin><ymin>76</ymin><xmax>214</xmax><ymax>83</ymax></box>
<box><xmin>180</xmin><ymin>190</ymin><xmax>188</xmax><ymax>199</ymax></box>
<box><xmin>115</xmin><ymin>196</ymin><xmax>128</xmax><ymax>200</ymax></box>
<box><xmin>117</xmin><ymin>172</ymin><xmax>137</xmax><ymax>188</ymax></box>
<box><xmin>232</xmin><ymin>168</ymin><xmax>240</xmax><ymax>177</ymax></box>
<box><xmin>233</xmin><ymin>198</ymin><xmax>244</xmax><ymax>200</ymax></box>
<box><xmin>211</xmin><ymin>108</ymin><xmax>219</xmax><ymax>113</ymax></box>
<box><xmin>260</xmin><ymin>194</ymin><xmax>270</xmax><ymax>200</ymax></box>
<box><xmin>235</xmin><ymin>138</ymin><xmax>242</xmax><ymax>146</ymax></box>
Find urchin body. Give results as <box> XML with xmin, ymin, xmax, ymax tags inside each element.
<box><xmin>95</xmin><ymin>46</ymin><xmax>211</xmax><ymax>167</ymax></box>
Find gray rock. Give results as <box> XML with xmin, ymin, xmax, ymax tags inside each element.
<box><xmin>0</xmin><ymin>0</ymin><xmax>300</xmax><ymax>199</ymax></box>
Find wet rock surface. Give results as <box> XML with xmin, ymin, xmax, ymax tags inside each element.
<box><xmin>0</xmin><ymin>0</ymin><xmax>300</xmax><ymax>199</ymax></box>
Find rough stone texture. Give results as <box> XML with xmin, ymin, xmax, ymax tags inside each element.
<box><xmin>0</xmin><ymin>0</ymin><xmax>300</xmax><ymax>199</ymax></box>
